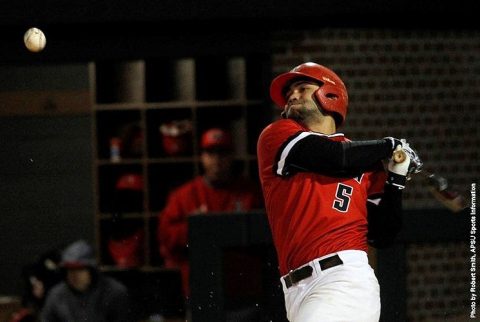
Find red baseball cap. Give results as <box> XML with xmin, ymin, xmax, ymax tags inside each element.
<box><xmin>115</xmin><ymin>173</ymin><xmax>143</xmax><ymax>191</ymax></box>
<box><xmin>200</xmin><ymin>128</ymin><xmax>233</xmax><ymax>151</ymax></box>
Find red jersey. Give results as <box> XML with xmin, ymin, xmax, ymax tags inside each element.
<box><xmin>157</xmin><ymin>175</ymin><xmax>263</xmax><ymax>295</ymax></box>
<box><xmin>257</xmin><ymin>119</ymin><xmax>386</xmax><ymax>275</ymax></box>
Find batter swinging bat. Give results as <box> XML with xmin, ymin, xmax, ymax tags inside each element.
<box><xmin>393</xmin><ymin>149</ymin><xmax>468</xmax><ymax>213</ymax></box>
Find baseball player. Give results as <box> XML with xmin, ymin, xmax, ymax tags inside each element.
<box><xmin>257</xmin><ymin>62</ymin><xmax>421</xmax><ymax>321</ymax></box>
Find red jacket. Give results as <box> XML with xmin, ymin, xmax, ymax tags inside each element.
<box><xmin>157</xmin><ymin>175</ymin><xmax>263</xmax><ymax>295</ymax></box>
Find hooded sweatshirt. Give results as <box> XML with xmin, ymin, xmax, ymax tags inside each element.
<box><xmin>40</xmin><ymin>240</ymin><xmax>130</xmax><ymax>322</ymax></box>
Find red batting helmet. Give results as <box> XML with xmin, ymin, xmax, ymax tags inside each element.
<box><xmin>270</xmin><ymin>62</ymin><xmax>349</xmax><ymax>126</ymax></box>
<box><xmin>200</xmin><ymin>128</ymin><xmax>233</xmax><ymax>151</ymax></box>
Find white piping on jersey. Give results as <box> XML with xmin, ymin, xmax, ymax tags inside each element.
<box><xmin>367</xmin><ymin>198</ymin><xmax>382</xmax><ymax>206</ymax></box>
<box><xmin>389</xmin><ymin>182</ymin><xmax>406</xmax><ymax>190</ymax></box>
<box><xmin>276</xmin><ymin>131</ymin><xmax>345</xmax><ymax>176</ymax></box>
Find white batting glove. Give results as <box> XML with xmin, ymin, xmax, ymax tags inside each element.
<box><xmin>388</xmin><ymin>142</ymin><xmax>411</xmax><ymax>176</ymax></box>
<box><xmin>387</xmin><ymin>152</ymin><xmax>408</xmax><ymax>189</ymax></box>
<box><xmin>386</xmin><ymin>139</ymin><xmax>423</xmax><ymax>189</ymax></box>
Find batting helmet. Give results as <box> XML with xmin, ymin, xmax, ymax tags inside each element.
<box><xmin>270</xmin><ymin>62</ymin><xmax>349</xmax><ymax>126</ymax></box>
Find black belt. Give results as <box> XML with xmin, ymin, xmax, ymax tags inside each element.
<box><xmin>283</xmin><ymin>254</ymin><xmax>344</xmax><ymax>288</ymax></box>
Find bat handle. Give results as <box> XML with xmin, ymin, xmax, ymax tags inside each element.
<box><xmin>393</xmin><ymin>149</ymin><xmax>406</xmax><ymax>163</ymax></box>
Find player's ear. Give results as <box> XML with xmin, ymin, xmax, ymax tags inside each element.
<box><xmin>312</xmin><ymin>88</ymin><xmax>325</xmax><ymax>108</ymax></box>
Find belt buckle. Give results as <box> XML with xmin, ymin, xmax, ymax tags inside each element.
<box><xmin>285</xmin><ymin>270</ymin><xmax>295</xmax><ymax>287</ymax></box>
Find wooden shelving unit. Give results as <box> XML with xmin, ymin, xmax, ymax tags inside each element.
<box><xmin>89</xmin><ymin>55</ymin><xmax>272</xmax><ymax>269</ymax></box>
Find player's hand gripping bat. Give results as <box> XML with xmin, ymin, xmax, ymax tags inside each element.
<box><xmin>393</xmin><ymin>149</ymin><xmax>468</xmax><ymax>213</ymax></box>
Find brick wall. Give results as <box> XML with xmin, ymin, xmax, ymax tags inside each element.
<box><xmin>271</xmin><ymin>28</ymin><xmax>479</xmax><ymax>209</ymax></box>
<box><xmin>406</xmin><ymin>241</ymin><xmax>470</xmax><ymax>321</ymax></box>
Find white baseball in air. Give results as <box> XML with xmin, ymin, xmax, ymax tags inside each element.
<box><xmin>24</xmin><ymin>27</ymin><xmax>46</xmax><ymax>52</ymax></box>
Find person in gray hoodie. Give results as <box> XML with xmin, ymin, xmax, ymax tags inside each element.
<box><xmin>40</xmin><ymin>239</ymin><xmax>130</xmax><ymax>322</ymax></box>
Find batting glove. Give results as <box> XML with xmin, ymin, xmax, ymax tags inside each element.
<box><xmin>388</xmin><ymin>144</ymin><xmax>410</xmax><ymax>176</ymax></box>
<box><xmin>387</xmin><ymin>139</ymin><xmax>423</xmax><ymax>189</ymax></box>
<box><xmin>400</xmin><ymin>139</ymin><xmax>423</xmax><ymax>177</ymax></box>
<box><xmin>383</xmin><ymin>136</ymin><xmax>403</xmax><ymax>152</ymax></box>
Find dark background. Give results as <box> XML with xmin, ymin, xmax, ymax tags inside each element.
<box><xmin>1</xmin><ymin>0</ymin><xmax>477</xmax><ymax>63</ymax></box>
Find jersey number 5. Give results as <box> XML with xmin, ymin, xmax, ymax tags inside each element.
<box><xmin>333</xmin><ymin>183</ymin><xmax>353</xmax><ymax>212</ymax></box>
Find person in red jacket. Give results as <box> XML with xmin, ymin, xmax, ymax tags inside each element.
<box><xmin>157</xmin><ymin>127</ymin><xmax>264</xmax><ymax>296</ymax></box>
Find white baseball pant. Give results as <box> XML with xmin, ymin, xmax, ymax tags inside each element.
<box><xmin>280</xmin><ymin>250</ymin><xmax>381</xmax><ymax>322</ymax></box>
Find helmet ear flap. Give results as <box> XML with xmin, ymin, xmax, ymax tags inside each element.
<box><xmin>313</xmin><ymin>84</ymin><xmax>341</xmax><ymax>108</ymax></box>
<box><xmin>313</xmin><ymin>84</ymin><xmax>347</xmax><ymax>126</ymax></box>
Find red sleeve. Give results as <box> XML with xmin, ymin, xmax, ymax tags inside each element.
<box><xmin>367</xmin><ymin>164</ymin><xmax>388</xmax><ymax>197</ymax></box>
<box><xmin>257</xmin><ymin>119</ymin><xmax>305</xmax><ymax>181</ymax></box>
<box><xmin>157</xmin><ymin>189</ymin><xmax>189</xmax><ymax>260</ymax></box>
<box><xmin>258</xmin><ymin>119</ymin><xmax>304</xmax><ymax>155</ymax></box>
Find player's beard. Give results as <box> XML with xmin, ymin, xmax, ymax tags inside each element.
<box><xmin>284</xmin><ymin>101</ymin><xmax>318</xmax><ymax>122</ymax></box>
<box><xmin>285</xmin><ymin>102</ymin><xmax>333</xmax><ymax>135</ymax></box>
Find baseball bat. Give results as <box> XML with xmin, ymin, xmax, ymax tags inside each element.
<box><xmin>393</xmin><ymin>149</ymin><xmax>468</xmax><ymax>213</ymax></box>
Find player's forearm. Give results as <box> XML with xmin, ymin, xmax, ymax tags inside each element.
<box><xmin>285</xmin><ymin>136</ymin><xmax>393</xmax><ymax>176</ymax></box>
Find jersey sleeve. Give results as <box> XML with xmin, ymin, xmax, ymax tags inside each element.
<box><xmin>259</xmin><ymin>119</ymin><xmax>394</xmax><ymax>178</ymax></box>
<box><xmin>366</xmin><ymin>164</ymin><xmax>388</xmax><ymax>198</ymax></box>
<box><xmin>157</xmin><ymin>189</ymin><xmax>189</xmax><ymax>259</ymax></box>
<box><xmin>257</xmin><ymin>119</ymin><xmax>305</xmax><ymax>179</ymax></box>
